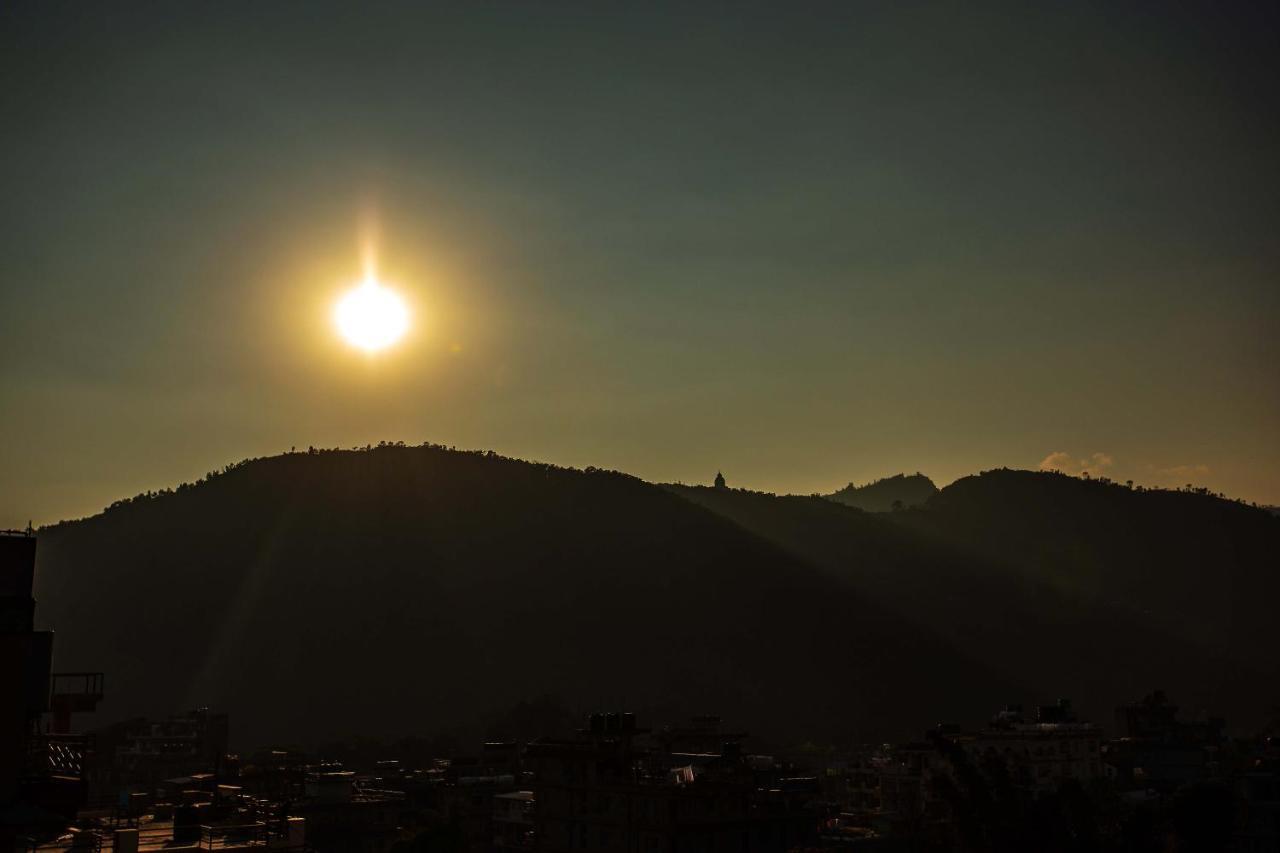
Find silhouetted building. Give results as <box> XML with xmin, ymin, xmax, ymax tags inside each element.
<box><xmin>1105</xmin><ymin>690</ymin><xmax>1225</xmax><ymax>794</ymax></box>
<box><xmin>714</xmin><ymin>472</ymin><xmax>726</xmax><ymax>490</ymax></box>
<box><xmin>1</xmin><ymin>530</ymin><xmax>104</xmax><ymax>846</ymax></box>
<box><xmin>526</xmin><ymin>713</ymin><xmax>815</xmax><ymax>853</ymax></box>
<box><xmin>1234</xmin><ymin>732</ymin><xmax>1280</xmax><ymax>853</ymax></box>
<box><xmin>433</xmin><ymin>741</ymin><xmax>525</xmax><ymax>851</ymax></box>
<box><xmin>238</xmin><ymin>747</ymin><xmax>312</xmax><ymax>803</ymax></box>
<box><xmin>654</xmin><ymin>715</ymin><xmax>747</xmax><ymax>756</ymax></box>
<box><xmin>880</xmin><ymin>700</ymin><xmax>1103</xmax><ymax>837</ymax></box>
<box><xmin>1</xmin><ymin>530</ymin><xmax>48</xmax><ymax>807</ymax></box>
<box><xmin>877</xmin><ymin>739</ymin><xmax>951</xmax><ymax>838</ymax></box>
<box><xmin>291</xmin><ymin>762</ymin><xmax>404</xmax><ymax>853</ymax></box>
<box><xmin>493</xmin><ymin>789</ymin><xmax>535</xmax><ymax>850</ymax></box>
<box><xmin>86</xmin><ymin>707</ymin><xmax>230</xmax><ymax>801</ymax></box>
<box><xmin>969</xmin><ymin>700</ymin><xmax>1102</xmax><ymax>790</ymax></box>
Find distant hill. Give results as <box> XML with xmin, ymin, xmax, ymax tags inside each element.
<box><xmin>670</xmin><ymin>481</ymin><xmax>1275</xmax><ymax>733</ymax></box>
<box><xmin>33</xmin><ymin>445</ymin><xmax>1012</xmax><ymax>749</ymax></box>
<box><xmin>892</xmin><ymin>469</ymin><xmax>1280</xmax><ymax>683</ymax></box>
<box><xmin>32</xmin><ymin>451</ymin><xmax>1277</xmax><ymax>747</ymax></box>
<box><xmin>826</xmin><ymin>473</ymin><xmax>938</xmax><ymax>512</ymax></box>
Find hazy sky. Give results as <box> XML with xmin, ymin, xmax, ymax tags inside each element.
<box><xmin>2</xmin><ymin>1</ymin><xmax>1277</xmax><ymax>526</ymax></box>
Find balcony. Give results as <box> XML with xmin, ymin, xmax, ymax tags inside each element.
<box><xmin>50</xmin><ymin>673</ymin><xmax>105</xmax><ymax>710</ymax></box>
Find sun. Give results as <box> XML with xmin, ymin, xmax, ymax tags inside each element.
<box><xmin>334</xmin><ymin>278</ymin><xmax>409</xmax><ymax>352</ymax></box>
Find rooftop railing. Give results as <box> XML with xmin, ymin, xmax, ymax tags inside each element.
<box><xmin>27</xmin><ymin>732</ymin><xmax>91</xmax><ymax>777</ymax></box>
<box><xmin>50</xmin><ymin>672</ymin><xmax>105</xmax><ymax>701</ymax></box>
<box><xmin>21</xmin><ymin>820</ymin><xmax>309</xmax><ymax>852</ymax></box>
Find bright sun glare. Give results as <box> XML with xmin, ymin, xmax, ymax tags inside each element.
<box><xmin>334</xmin><ymin>278</ymin><xmax>409</xmax><ymax>352</ymax></box>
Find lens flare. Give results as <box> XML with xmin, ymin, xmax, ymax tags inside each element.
<box><xmin>334</xmin><ymin>278</ymin><xmax>409</xmax><ymax>352</ymax></box>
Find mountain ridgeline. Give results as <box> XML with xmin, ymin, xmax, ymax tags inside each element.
<box><xmin>897</xmin><ymin>470</ymin><xmax>1279</xmax><ymax>681</ymax></box>
<box><xmin>672</xmin><ymin>471</ymin><xmax>1278</xmax><ymax>734</ymax></box>
<box><xmin>33</xmin><ymin>447</ymin><xmax>1279</xmax><ymax>748</ymax></box>
<box><xmin>33</xmin><ymin>446</ymin><xmax>1010</xmax><ymax>748</ymax></box>
<box><xmin>826</xmin><ymin>473</ymin><xmax>938</xmax><ymax>512</ymax></box>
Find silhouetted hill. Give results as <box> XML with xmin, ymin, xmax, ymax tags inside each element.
<box><xmin>826</xmin><ymin>473</ymin><xmax>938</xmax><ymax>512</ymax></box>
<box><xmin>33</xmin><ymin>445</ymin><xmax>1013</xmax><ymax>748</ymax></box>
<box><xmin>895</xmin><ymin>469</ymin><xmax>1280</xmax><ymax>678</ymax></box>
<box><xmin>672</xmin><ymin>473</ymin><xmax>1278</xmax><ymax>732</ymax></box>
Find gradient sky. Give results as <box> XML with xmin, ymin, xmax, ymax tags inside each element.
<box><xmin>2</xmin><ymin>1</ymin><xmax>1277</xmax><ymax>527</ymax></box>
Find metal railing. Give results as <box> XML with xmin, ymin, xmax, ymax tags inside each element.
<box><xmin>197</xmin><ymin>822</ymin><xmax>272</xmax><ymax>848</ymax></box>
<box><xmin>26</xmin><ymin>732</ymin><xmax>90</xmax><ymax>777</ymax></box>
<box><xmin>50</xmin><ymin>673</ymin><xmax>105</xmax><ymax>702</ymax></box>
<box><xmin>20</xmin><ymin>822</ymin><xmax>309</xmax><ymax>852</ymax></box>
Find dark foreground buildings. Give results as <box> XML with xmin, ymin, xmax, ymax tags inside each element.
<box><xmin>1</xmin><ymin>530</ymin><xmax>47</xmax><ymax>809</ymax></box>
<box><xmin>1</xmin><ymin>531</ymin><xmax>313</xmax><ymax>851</ymax></box>
<box><xmin>526</xmin><ymin>713</ymin><xmax>815</xmax><ymax>853</ymax></box>
<box><xmin>1</xmin><ymin>529</ymin><xmax>105</xmax><ymax>845</ymax></box>
<box><xmin>84</xmin><ymin>708</ymin><xmax>230</xmax><ymax>803</ymax></box>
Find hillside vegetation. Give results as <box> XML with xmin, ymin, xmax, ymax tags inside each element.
<box><xmin>826</xmin><ymin>473</ymin><xmax>938</xmax><ymax>512</ymax></box>
<box><xmin>33</xmin><ymin>445</ymin><xmax>1008</xmax><ymax>748</ymax></box>
<box><xmin>674</xmin><ymin>473</ymin><xmax>1277</xmax><ymax>732</ymax></box>
<box><xmin>896</xmin><ymin>469</ymin><xmax>1279</xmax><ymax>681</ymax></box>
<box><xmin>34</xmin><ymin>449</ymin><xmax>1276</xmax><ymax>746</ymax></box>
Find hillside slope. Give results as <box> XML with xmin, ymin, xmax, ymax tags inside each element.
<box><xmin>826</xmin><ymin>473</ymin><xmax>938</xmax><ymax>512</ymax></box>
<box><xmin>898</xmin><ymin>469</ymin><xmax>1279</xmax><ymax>667</ymax></box>
<box><xmin>672</xmin><ymin>474</ymin><xmax>1278</xmax><ymax>732</ymax></box>
<box><xmin>33</xmin><ymin>446</ymin><xmax>1012</xmax><ymax>748</ymax></box>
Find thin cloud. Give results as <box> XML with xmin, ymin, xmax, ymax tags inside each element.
<box><xmin>1038</xmin><ymin>451</ymin><xmax>1114</xmax><ymax>477</ymax></box>
<box><xmin>1038</xmin><ymin>451</ymin><xmax>1074</xmax><ymax>472</ymax></box>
